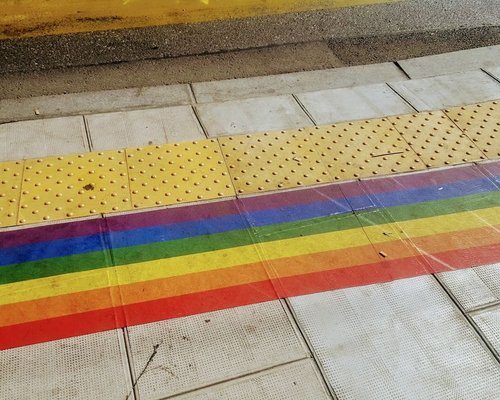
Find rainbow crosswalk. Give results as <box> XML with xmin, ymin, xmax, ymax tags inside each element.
<box><xmin>1</xmin><ymin>161</ymin><xmax>499</xmax><ymax>350</ymax></box>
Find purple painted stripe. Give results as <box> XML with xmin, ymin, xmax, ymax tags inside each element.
<box><xmin>240</xmin><ymin>184</ymin><xmax>345</xmax><ymax>212</ymax></box>
<box><xmin>338</xmin><ymin>180</ymin><xmax>370</xmax><ymax>199</ymax></box>
<box><xmin>0</xmin><ymin>218</ymin><xmax>105</xmax><ymax>249</ymax></box>
<box><xmin>338</xmin><ymin>165</ymin><xmax>493</xmax><ymax>211</ymax></box>
<box><xmin>105</xmin><ymin>199</ymin><xmax>240</xmax><ymax>233</ymax></box>
<box><xmin>1</xmin><ymin>200</ymin><xmax>241</xmax><ymax>248</ymax></box>
<box><xmin>362</xmin><ymin>164</ymin><xmax>486</xmax><ymax>193</ymax></box>
<box><xmin>478</xmin><ymin>161</ymin><xmax>500</xmax><ymax>180</ymax></box>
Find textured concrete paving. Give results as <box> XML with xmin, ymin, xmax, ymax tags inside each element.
<box><xmin>290</xmin><ymin>276</ymin><xmax>500</xmax><ymax>399</ymax></box>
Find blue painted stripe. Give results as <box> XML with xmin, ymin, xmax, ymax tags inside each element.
<box><xmin>376</xmin><ymin>176</ymin><xmax>496</xmax><ymax>206</ymax></box>
<box><xmin>0</xmin><ymin>234</ymin><xmax>106</xmax><ymax>267</ymax></box>
<box><xmin>243</xmin><ymin>197</ymin><xmax>351</xmax><ymax>227</ymax></box>
<box><xmin>108</xmin><ymin>214</ymin><xmax>248</xmax><ymax>248</ymax></box>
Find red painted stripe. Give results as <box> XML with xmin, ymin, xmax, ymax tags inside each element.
<box><xmin>422</xmin><ymin>241</ymin><xmax>500</xmax><ymax>273</ymax></box>
<box><xmin>0</xmin><ymin>199</ymin><xmax>242</xmax><ymax>249</ymax></box>
<box><xmin>276</xmin><ymin>242</ymin><xmax>500</xmax><ymax>297</ymax></box>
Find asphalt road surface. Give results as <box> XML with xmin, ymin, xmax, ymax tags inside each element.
<box><xmin>0</xmin><ymin>0</ymin><xmax>498</xmax><ymax>99</ymax></box>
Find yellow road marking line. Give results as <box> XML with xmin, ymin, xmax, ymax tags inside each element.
<box><xmin>1</xmin><ymin>0</ymin><xmax>397</xmax><ymax>39</ymax></box>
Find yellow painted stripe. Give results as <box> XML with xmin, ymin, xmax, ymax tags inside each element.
<box><xmin>0</xmin><ymin>227</ymin><xmax>368</xmax><ymax>305</ymax></box>
<box><xmin>1</xmin><ymin>206</ymin><xmax>498</xmax><ymax>305</ymax></box>
<box><xmin>1</xmin><ymin>0</ymin><xmax>395</xmax><ymax>39</ymax></box>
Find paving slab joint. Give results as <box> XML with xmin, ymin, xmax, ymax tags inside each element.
<box><xmin>385</xmin><ymin>82</ymin><xmax>418</xmax><ymax>112</ymax></box>
<box><xmin>291</xmin><ymin>93</ymin><xmax>318</xmax><ymax>125</ymax></box>
<box><xmin>468</xmin><ymin>300</ymin><xmax>500</xmax><ymax>316</ymax></box>
<box><xmin>483</xmin><ymin>68</ymin><xmax>500</xmax><ymax>84</ymax></box>
<box><xmin>432</xmin><ymin>274</ymin><xmax>500</xmax><ymax>363</ymax></box>
<box><xmin>191</xmin><ymin>105</ymin><xmax>210</xmax><ymax>139</ymax></box>
<box><xmin>82</xmin><ymin>115</ymin><xmax>94</xmax><ymax>151</ymax></box>
<box><xmin>393</xmin><ymin>61</ymin><xmax>412</xmax><ymax>80</ymax></box>
<box><xmin>188</xmin><ymin>83</ymin><xmax>199</xmax><ymax>104</ymax></box>
<box><xmin>121</xmin><ymin>328</ymin><xmax>139</xmax><ymax>400</ymax></box>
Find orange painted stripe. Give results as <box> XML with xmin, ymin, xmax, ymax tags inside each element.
<box><xmin>276</xmin><ymin>242</ymin><xmax>500</xmax><ymax>297</ymax></box>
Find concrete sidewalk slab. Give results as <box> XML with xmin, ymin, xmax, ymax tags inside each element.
<box><xmin>86</xmin><ymin>106</ymin><xmax>205</xmax><ymax>151</ymax></box>
<box><xmin>192</xmin><ymin>63</ymin><xmax>407</xmax><ymax>104</ymax></box>
<box><xmin>126</xmin><ymin>301</ymin><xmax>308</xmax><ymax>399</ymax></box>
<box><xmin>389</xmin><ymin>70</ymin><xmax>500</xmax><ymax>111</ymax></box>
<box><xmin>437</xmin><ymin>263</ymin><xmax>500</xmax><ymax>312</ymax></box>
<box><xmin>0</xmin><ymin>84</ymin><xmax>194</xmax><ymax>124</ymax></box>
<box><xmin>472</xmin><ymin>307</ymin><xmax>500</xmax><ymax>356</ymax></box>
<box><xmin>0</xmin><ymin>116</ymin><xmax>89</xmax><ymax>161</ymax></box>
<box><xmin>172</xmin><ymin>359</ymin><xmax>331</xmax><ymax>400</ymax></box>
<box><xmin>289</xmin><ymin>276</ymin><xmax>500</xmax><ymax>399</ymax></box>
<box><xmin>296</xmin><ymin>83</ymin><xmax>414</xmax><ymax>124</ymax></box>
<box><xmin>398</xmin><ymin>45</ymin><xmax>500</xmax><ymax>79</ymax></box>
<box><xmin>0</xmin><ymin>330</ymin><xmax>132</xmax><ymax>400</ymax></box>
<box><xmin>195</xmin><ymin>95</ymin><xmax>311</xmax><ymax>136</ymax></box>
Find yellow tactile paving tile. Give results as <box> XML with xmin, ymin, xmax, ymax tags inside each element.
<box><xmin>18</xmin><ymin>151</ymin><xmax>131</xmax><ymax>224</ymax></box>
<box><xmin>303</xmin><ymin>119</ymin><xmax>425</xmax><ymax>180</ymax></box>
<box><xmin>444</xmin><ymin>101</ymin><xmax>500</xmax><ymax>159</ymax></box>
<box><xmin>219</xmin><ymin>131</ymin><xmax>330</xmax><ymax>195</ymax></box>
<box><xmin>0</xmin><ymin>0</ymin><xmax>392</xmax><ymax>39</ymax></box>
<box><xmin>1</xmin><ymin>101</ymin><xmax>499</xmax><ymax>228</ymax></box>
<box><xmin>126</xmin><ymin>140</ymin><xmax>234</xmax><ymax>209</ymax></box>
<box><xmin>390</xmin><ymin>111</ymin><xmax>487</xmax><ymax>168</ymax></box>
<box><xmin>0</xmin><ymin>160</ymin><xmax>24</xmax><ymax>228</ymax></box>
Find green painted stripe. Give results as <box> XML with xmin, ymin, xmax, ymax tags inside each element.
<box><xmin>1</xmin><ymin>191</ymin><xmax>498</xmax><ymax>285</ymax></box>
<box><xmin>0</xmin><ymin>252</ymin><xmax>111</xmax><ymax>285</ymax></box>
